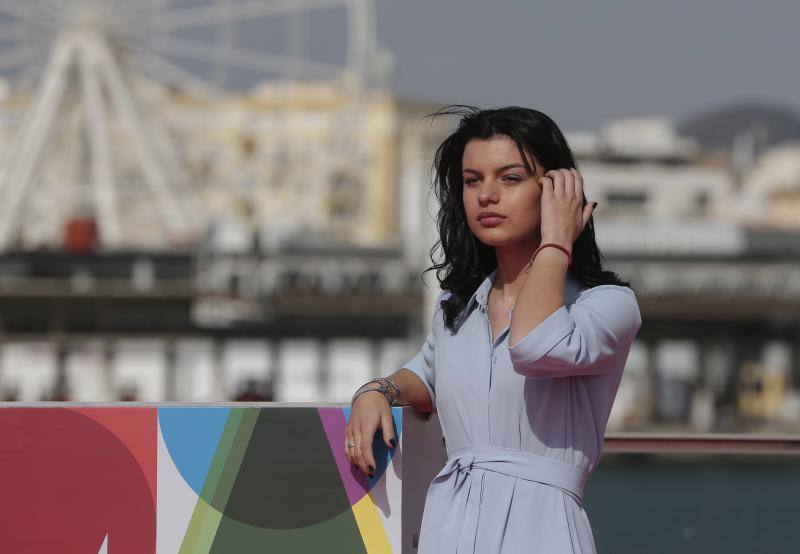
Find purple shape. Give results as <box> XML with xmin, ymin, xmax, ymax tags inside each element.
<box><xmin>317</xmin><ymin>407</ymin><xmax>370</xmax><ymax>505</ymax></box>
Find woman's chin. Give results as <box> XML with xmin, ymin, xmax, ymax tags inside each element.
<box><xmin>473</xmin><ymin>229</ymin><xmax>541</xmax><ymax>249</ymax></box>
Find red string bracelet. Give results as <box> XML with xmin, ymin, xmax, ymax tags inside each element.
<box><xmin>531</xmin><ymin>242</ymin><xmax>572</xmax><ymax>268</ymax></box>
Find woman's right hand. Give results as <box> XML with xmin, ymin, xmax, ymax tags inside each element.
<box><xmin>345</xmin><ymin>389</ymin><xmax>397</xmax><ymax>478</ymax></box>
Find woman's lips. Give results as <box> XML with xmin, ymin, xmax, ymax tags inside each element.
<box><xmin>478</xmin><ymin>216</ymin><xmax>504</xmax><ymax>227</ymax></box>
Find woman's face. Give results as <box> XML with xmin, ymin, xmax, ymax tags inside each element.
<box><xmin>462</xmin><ymin>135</ymin><xmax>545</xmax><ymax>247</ymax></box>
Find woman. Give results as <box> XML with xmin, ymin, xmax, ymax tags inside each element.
<box><xmin>345</xmin><ymin>106</ymin><xmax>642</xmax><ymax>553</ymax></box>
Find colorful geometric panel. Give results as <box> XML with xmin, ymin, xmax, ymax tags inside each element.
<box><xmin>158</xmin><ymin>407</ymin><xmax>230</xmax><ymax>496</ymax></box>
<box><xmin>0</xmin><ymin>404</ymin><xmax>435</xmax><ymax>553</ymax></box>
<box><xmin>0</xmin><ymin>407</ymin><xmax>157</xmax><ymax>554</ymax></box>
<box><xmin>173</xmin><ymin>407</ymin><xmax>403</xmax><ymax>551</ymax></box>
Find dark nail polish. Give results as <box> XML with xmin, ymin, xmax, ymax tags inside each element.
<box><xmin>368</xmin><ymin>465</ymin><xmax>374</xmax><ymax>472</ymax></box>
<box><xmin>592</xmin><ymin>202</ymin><xmax>598</xmax><ymax>208</ymax></box>
<box><xmin>369</xmin><ymin>473</ymin><xmax>375</xmax><ymax>479</ymax></box>
<box><xmin>389</xmin><ymin>438</ymin><xmax>396</xmax><ymax>448</ymax></box>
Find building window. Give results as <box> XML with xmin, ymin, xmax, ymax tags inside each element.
<box><xmin>605</xmin><ymin>190</ymin><xmax>648</xmax><ymax>217</ymax></box>
<box><xmin>328</xmin><ymin>172</ymin><xmax>362</xmax><ymax>222</ymax></box>
<box><xmin>688</xmin><ymin>191</ymin><xmax>710</xmax><ymax>217</ymax></box>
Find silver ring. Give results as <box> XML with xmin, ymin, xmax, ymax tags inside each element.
<box><xmin>347</xmin><ymin>443</ymin><xmax>355</xmax><ymax>448</ymax></box>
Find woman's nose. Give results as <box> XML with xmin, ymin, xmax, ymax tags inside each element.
<box><xmin>478</xmin><ymin>183</ymin><xmax>499</xmax><ymax>203</ymax></box>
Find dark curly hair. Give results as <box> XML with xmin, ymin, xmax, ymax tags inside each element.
<box><xmin>422</xmin><ymin>105</ymin><xmax>630</xmax><ymax>333</ymax></box>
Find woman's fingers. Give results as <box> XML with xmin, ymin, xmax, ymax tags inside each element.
<box><xmin>345</xmin><ymin>428</ymin><xmax>360</xmax><ymax>470</ymax></box>
<box><xmin>545</xmin><ymin>169</ymin><xmax>565</xmax><ymax>197</ymax></box>
<box><xmin>541</xmin><ymin>167</ymin><xmax>591</xmax><ymax>243</ymax></box>
<box><xmin>539</xmin><ymin>176</ymin><xmax>553</xmax><ymax>200</ymax></box>
<box><xmin>345</xmin><ymin>425</ymin><xmax>363</xmax><ymax>472</ymax></box>
<box><xmin>360</xmin><ymin>428</ymin><xmax>376</xmax><ymax>477</ymax></box>
<box><xmin>381</xmin><ymin>411</ymin><xmax>397</xmax><ymax>449</ymax></box>
<box><xmin>350</xmin><ymin>429</ymin><xmax>367</xmax><ymax>474</ymax></box>
<box><xmin>345</xmin><ymin>429</ymin><xmax>357</xmax><ymax>467</ymax></box>
<box><xmin>346</xmin><ymin>394</ymin><xmax>391</xmax><ymax>478</ymax></box>
<box><xmin>351</xmin><ymin>426</ymin><xmax>375</xmax><ymax>477</ymax></box>
<box><xmin>346</xmin><ymin>430</ymin><xmax>378</xmax><ymax>477</ymax></box>
<box><xmin>547</xmin><ymin>168</ymin><xmax>585</xmax><ymax>203</ymax></box>
<box><xmin>582</xmin><ymin>201</ymin><xmax>597</xmax><ymax>231</ymax></box>
<box><xmin>570</xmin><ymin>168</ymin><xmax>583</xmax><ymax>200</ymax></box>
<box><xmin>545</xmin><ymin>168</ymin><xmax>585</xmax><ymax>206</ymax></box>
<box><xmin>344</xmin><ymin>411</ymin><xmax>396</xmax><ymax>480</ymax></box>
<box><xmin>561</xmin><ymin>170</ymin><xmax>573</xmax><ymax>198</ymax></box>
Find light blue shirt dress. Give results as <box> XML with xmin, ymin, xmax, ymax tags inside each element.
<box><xmin>402</xmin><ymin>268</ymin><xmax>642</xmax><ymax>553</ymax></box>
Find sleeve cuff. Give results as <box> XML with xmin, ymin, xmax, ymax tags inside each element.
<box><xmin>400</xmin><ymin>350</ymin><xmax>436</xmax><ymax>413</ymax></box>
<box><xmin>507</xmin><ymin>305</ymin><xmax>575</xmax><ymax>369</ymax></box>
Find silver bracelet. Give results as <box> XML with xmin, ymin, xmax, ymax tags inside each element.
<box><xmin>351</xmin><ymin>377</ymin><xmax>401</xmax><ymax>406</ymax></box>
<box><xmin>351</xmin><ymin>387</ymin><xmax>389</xmax><ymax>406</ymax></box>
<box><xmin>376</xmin><ymin>377</ymin><xmax>400</xmax><ymax>402</ymax></box>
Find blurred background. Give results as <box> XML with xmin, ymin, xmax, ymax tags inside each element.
<box><xmin>0</xmin><ymin>0</ymin><xmax>799</xmax><ymax>439</ymax></box>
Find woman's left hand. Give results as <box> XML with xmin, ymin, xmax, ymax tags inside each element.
<box><xmin>538</xmin><ymin>168</ymin><xmax>596</xmax><ymax>248</ymax></box>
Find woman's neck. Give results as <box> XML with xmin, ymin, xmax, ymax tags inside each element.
<box><xmin>491</xmin><ymin>237</ymin><xmax>541</xmax><ymax>309</ymax></box>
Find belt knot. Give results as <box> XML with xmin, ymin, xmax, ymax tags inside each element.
<box><xmin>453</xmin><ymin>454</ymin><xmax>476</xmax><ymax>489</ymax></box>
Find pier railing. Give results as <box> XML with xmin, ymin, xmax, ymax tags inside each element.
<box><xmin>603</xmin><ymin>432</ymin><xmax>800</xmax><ymax>455</ymax></box>
<box><xmin>591</xmin><ymin>432</ymin><xmax>800</xmax><ymax>553</ymax></box>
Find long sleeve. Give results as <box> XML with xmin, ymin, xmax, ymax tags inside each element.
<box><xmin>507</xmin><ymin>285</ymin><xmax>641</xmax><ymax>379</ymax></box>
<box><xmin>400</xmin><ymin>291</ymin><xmax>448</xmax><ymax>413</ymax></box>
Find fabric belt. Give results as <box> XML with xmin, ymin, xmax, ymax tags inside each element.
<box><xmin>427</xmin><ymin>445</ymin><xmax>589</xmax><ymax>553</ymax></box>
<box><xmin>437</xmin><ymin>444</ymin><xmax>588</xmax><ymax>502</ymax></box>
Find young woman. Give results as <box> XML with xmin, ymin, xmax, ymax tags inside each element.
<box><xmin>345</xmin><ymin>106</ymin><xmax>642</xmax><ymax>553</ymax></box>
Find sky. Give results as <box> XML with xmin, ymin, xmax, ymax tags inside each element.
<box><xmin>1</xmin><ymin>1</ymin><xmax>798</xmax><ymax>132</ymax></box>
<box><xmin>375</xmin><ymin>0</ymin><xmax>800</xmax><ymax>130</ymax></box>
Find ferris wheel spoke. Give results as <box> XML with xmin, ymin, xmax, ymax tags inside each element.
<box><xmin>78</xmin><ymin>46</ymin><xmax>122</xmax><ymax>247</ymax></box>
<box><xmin>136</xmin><ymin>33</ymin><xmax>343</xmax><ymax>79</ymax></box>
<box><xmin>152</xmin><ymin>0</ymin><xmax>348</xmax><ymax>32</ymax></box>
<box><xmin>210</xmin><ymin>0</ymin><xmax>237</xmax><ymax>87</ymax></box>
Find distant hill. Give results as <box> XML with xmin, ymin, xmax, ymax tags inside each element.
<box><xmin>677</xmin><ymin>102</ymin><xmax>800</xmax><ymax>155</ymax></box>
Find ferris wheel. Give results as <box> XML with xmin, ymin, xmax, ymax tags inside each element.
<box><xmin>0</xmin><ymin>0</ymin><xmax>387</xmax><ymax>250</ymax></box>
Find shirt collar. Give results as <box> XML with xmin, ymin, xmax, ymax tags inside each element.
<box><xmin>464</xmin><ymin>267</ymin><xmax>585</xmax><ymax>315</ymax></box>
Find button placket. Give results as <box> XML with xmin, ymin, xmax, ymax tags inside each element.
<box><xmin>480</xmin><ymin>301</ymin><xmax>493</xmax><ymax>441</ymax></box>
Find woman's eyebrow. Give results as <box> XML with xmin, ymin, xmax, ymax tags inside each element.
<box><xmin>463</xmin><ymin>163</ymin><xmax>528</xmax><ymax>175</ymax></box>
<box><xmin>497</xmin><ymin>163</ymin><xmax>527</xmax><ymax>172</ymax></box>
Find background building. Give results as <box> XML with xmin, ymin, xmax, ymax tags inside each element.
<box><xmin>0</xmin><ymin>2</ymin><xmax>799</xmax><ymax>436</ymax></box>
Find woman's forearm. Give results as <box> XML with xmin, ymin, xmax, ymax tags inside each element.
<box><xmin>390</xmin><ymin>368</ymin><xmax>434</xmax><ymax>413</ymax></box>
<box><xmin>354</xmin><ymin>368</ymin><xmax>433</xmax><ymax>412</ymax></box>
<box><xmin>508</xmin><ymin>247</ymin><xmax>568</xmax><ymax>348</ymax></box>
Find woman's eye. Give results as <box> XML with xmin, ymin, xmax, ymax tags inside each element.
<box><xmin>503</xmin><ymin>175</ymin><xmax>522</xmax><ymax>182</ymax></box>
<box><xmin>464</xmin><ymin>178</ymin><xmax>478</xmax><ymax>185</ymax></box>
